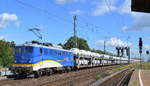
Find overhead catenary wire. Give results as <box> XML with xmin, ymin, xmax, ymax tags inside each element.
<box><xmin>15</xmin><ymin>0</ymin><xmax>78</xmax><ymax>40</ymax></box>
<box><xmin>46</xmin><ymin>0</ymin><xmax>110</xmax><ymax>43</ymax></box>
<box><xmin>104</xmin><ymin>0</ymin><xmax>121</xmax><ymax>27</ymax></box>
<box><xmin>107</xmin><ymin>0</ymin><xmax>126</xmax><ymax>26</ymax></box>
<box><xmin>15</xmin><ymin>0</ymin><xmax>74</xmax><ymax>25</ymax></box>
<box><xmin>47</xmin><ymin>0</ymin><xmax>105</xmax><ymax>33</ymax></box>
<box><xmin>15</xmin><ymin>0</ymin><xmax>131</xmax><ymax>51</ymax></box>
<box><xmin>38</xmin><ymin>0</ymin><xmax>93</xmax><ymax>31</ymax></box>
<box><xmin>104</xmin><ymin>0</ymin><xmax>132</xmax><ymax>45</ymax></box>
<box><xmin>15</xmin><ymin>0</ymin><xmax>125</xmax><ymax>38</ymax></box>
<box><xmin>105</xmin><ymin>0</ymin><xmax>128</xmax><ymax>38</ymax></box>
<box><xmin>16</xmin><ymin>0</ymin><xmax>99</xmax><ymax>37</ymax></box>
<box><xmin>16</xmin><ymin>0</ymin><xmax>109</xmax><ymax>37</ymax></box>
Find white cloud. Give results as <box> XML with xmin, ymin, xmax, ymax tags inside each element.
<box><xmin>92</xmin><ymin>0</ymin><xmax>117</xmax><ymax>16</ymax></box>
<box><xmin>0</xmin><ymin>36</ymin><xmax>4</xmax><ymax>40</ymax></box>
<box><xmin>119</xmin><ymin>0</ymin><xmax>150</xmax><ymax>31</ymax></box>
<box><xmin>0</xmin><ymin>13</ymin><xmax>19</xmax><ymax>29</ymax></box>
<box><xmin>96</xmin><ymin>37</ymin><xmax>132</xmax><ymax>47</ymax></box>
<box><xmin>70</xmin><ymin>10</ymin><xmax>84</xmax><ymax>15</ymax></box>
<box><xmin>119</xmin><ymin>0</ymin><xmax>132</xmax><ymax>15</ymax></box>
<box><xmin>55</xmin><ymin>0</ymin><xmax>80</xmax><ymax>4</ymax></box>
<box><xmin>143</xmin><ymin>44</ymin><xmax>150</xmax><ymax>50</ymax></box>
<box><xmin>91</xmin><ymin>0</ymin><xmax>150</xmax><ymax>31</ymax></box>
<box><xmin>122</xmin><ymin>26</ymin><xmax>129</xmax><ymax>31</ymax></box>
<box><xmin>131</xmin><ymin>13</ymin><xmax>150</xmax><ymax>30</ymax></box>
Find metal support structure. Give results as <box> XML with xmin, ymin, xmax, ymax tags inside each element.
<box><xmin>28</xmin><ymin>28</ymin><xmax>42</xmax><ymax>41</ymax></box>
<box><xmin>73</xmin><ymin>16</ymin><xmax>77</xmax><ymax>48</ymax></box>
<box><xmin>121</xmin><ymin>48</ymin><xmax>124</xmax><ymax>57</ymax></box>
<box><xmin>103</xmin><ymin>41</ymin><xmax>106</xmax><ymax>62</ymax></box>
<box><xmin>140</xmin><ymin>53</ymin><xmax>142</xmax><ymax>68</ymax></box>
<box><xmin>104</xmin><ymin>41</ymin><xmax>106</xmax><ymax>54</ymax></box>
<box><xmin>116</xmin><ymin>47</ymin><xmax>130</xmax><ymax>64</ymax></box>
<box><xmin>117</xmin><ymin>48</ymin><xmax>120</xmax><ymax>57</ymax></box>
<box><xmin>128</xmin><ymin>47</ymin><xmax>130</xmax><ymax>63</ymax></box>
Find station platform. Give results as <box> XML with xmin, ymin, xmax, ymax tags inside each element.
<box><xmin>128</xmin><ymin>69</ymin><xmax>150</xmax><ymax>86</ymax></box>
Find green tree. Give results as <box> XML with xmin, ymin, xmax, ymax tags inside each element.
<box><xmin>91</xmin><ymin>49</ymin><xmax>105</xmax><ymax>54</ymax></box>
<box><xmin>0</xmin><ymin>40</ymin><xmax>14</xmax><ymax>67</ymax></box>
<box><xmin>62</xmin><ymin>36</ymin><xmax>117</xmax><ymax>56</ymax></box>
<box><xmin>91</xmin><ymin>48</ymin><xmax>117</xmax><ymax>56</ymax></box>
<box><xmin>63</xmin><ymin>36</ymin><xmax>90</xmax><ymax>50</ymax></box>
<box><xmin>58</xmin><ymin>43</ymin><xmax>64</xmax><ymax>47</ymax></box>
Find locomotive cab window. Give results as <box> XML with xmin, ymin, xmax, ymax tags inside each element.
<box><xmin>25</xmin><ymin>46</ymin><xmax>33</xmax><ymax>53</ymax></box>
<box><xmin>15</xmin><ymin>47</ymin><xmax>21</xmax><ymax>53</ymax></box>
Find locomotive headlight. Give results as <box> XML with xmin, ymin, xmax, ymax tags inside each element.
<box><xmin>14</xmin><ymin>60</ymin><xmax>17</xmax><ymax>63</ymax></box>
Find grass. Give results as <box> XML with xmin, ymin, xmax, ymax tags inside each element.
<box><xmin>95</xmin><ymin>73</ymin><xmax>109</xmax><ymax>80</ymax></box>
<box><xmin>129</xmin><ymin>62</ymin><xmax>150</xmax><ymax>70</ymax></box>
<box><xmin>139</xmin><ymin>62</ymin><xmax>150</xmax><ymax>70</ymax></box>
<box><xmin>95</xmin><ymin>62</ymin><xmax>150</xmax><ymax>82</ymax></box>
<box><xmin>109</xmin><ymin>64</ymin><xmax>135</xmax><ymax>74</ymax></box>
<box><xmin>95</xmin><ymin>63</ymin><xmax>137</xmax><ymax>80</ymax></box>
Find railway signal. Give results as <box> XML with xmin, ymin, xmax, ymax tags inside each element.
<box><xmin>139</xmin><ymin>37</ymin><xmax>143</xmax><ymax>54</ymax></box>
<box><xmin>146</xmin><ymin>51</ymin><xmax>149</xmax><ymax>55</ymax></box>
<box><xmin>139</xmin><ymin>37</ymin><xmax>143</xmax><ymax>68</ymax></box>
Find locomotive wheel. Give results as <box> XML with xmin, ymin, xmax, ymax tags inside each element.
<box><xmin>15</xmin><ymin>73</ymin><xmax>27</xmax><ymax>79</ymax></box>
<box><xmin>66</xmin><ymin>67</ymin><xmax>71</xmax><ymax>72</ymax></box>
<box><xmin>49</xmin><ymin>69</ymin><xmax>53</xmax><ymax>75</ymax></box>
<box><xmin>46</xmin><ymin>69</ymin><xmax>53</xmax><ymax>76</ymax></box>
<box><xmin>33</xmin><ymin>71</ymin><xmax>41</xmax><ymax>78</ymax></box>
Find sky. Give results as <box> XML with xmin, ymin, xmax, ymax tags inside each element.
<box><xmin>0</xmin><ymin>0</ymin><xmax>150</xmax><ymax>59</ymax></box>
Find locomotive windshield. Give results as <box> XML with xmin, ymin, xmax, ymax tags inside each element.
<box><xmin>15</xmin><ymin>47</ymin><xmax>22</xmax><ymax>53</ymax></box>
<box><xmin>25</xmin><ymin>46</ymin><xmax>33</xmax><ymax>53</ymax></box>
<box><xmin>15</xmin><ymin>46</ymin><xmax>33</xmax><ymax>53</ymax></box>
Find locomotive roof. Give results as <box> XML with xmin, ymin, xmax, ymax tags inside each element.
<box><xmin>17</xmin><ymin>43</ymin><xmax>72</xmax><ymax>52</ymax></box>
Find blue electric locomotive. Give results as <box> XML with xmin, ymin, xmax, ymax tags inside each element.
<box><xmin>10</xmin><ymin>42</ymin><xmax>132</xmax><ymax>78</ymax></box>
<box><xmin>11</xmin><ymin>42</ymin><xmax>75</xmax><ymax>77</ymax></box>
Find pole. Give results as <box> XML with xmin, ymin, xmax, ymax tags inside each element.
<box><xmin>140</xmin><ymin>53</ymin><xmax>142</xmax><ymax>68</ymax></box>
<box><xmin>120</xmin><ymin>48</ymin><xmax>121</xmax><ymax>64</ymax></box>
<box><xmin>139</xmin><ymin>37</ymin><xmax>143</xmax><ymax>69</ymax></box>
<box><xmin>104</xmin><ymin>41</ymin><xmax>106</xmax><ymax>54</ymax></box>
<box><xmin>146</xmin><ymin>51</ymin><xmax>149</xmax><ymax>62</ymax></box>
<box><xmin>128</xmin><ymin>47</ymin><xmax>130</xmax><ymax>64</ymax></box>
<box><xmin>126</xmin><ymin>35</ymin><xmax>130</xmax><ymax>64</ymax></box>
<box><xmin>73</xmin><ymin>16</ymin><xmax>77</xmax><ymax>48</ymax></box>
<box><xmin>120</xmin><ymin>47</ymin><xmax>123</xmax><ymax>64</ymax></box>
<box><xmin>102</xmin><ymin>41</ymin><xmax>106</xmax><ymax>61</ymax></box>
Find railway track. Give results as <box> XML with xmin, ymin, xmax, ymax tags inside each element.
<box><xmin>41</xmin><ymin>66</ymin><xmax>112</xmax><ymax>86</ymax></box>
<box><xmin>0</xmin><ymin>65</ymin><xmax>125</xmax><ymax>86</ymax></box>
<box><xmin>92</xmin><ymin>68</ymin><xmax>134</xmax><ymax>86</ymax></box>
<box><xmin>116</xmin><ymin>69</ymin><xmax>133</xmax><ymax>86</ymax></box>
